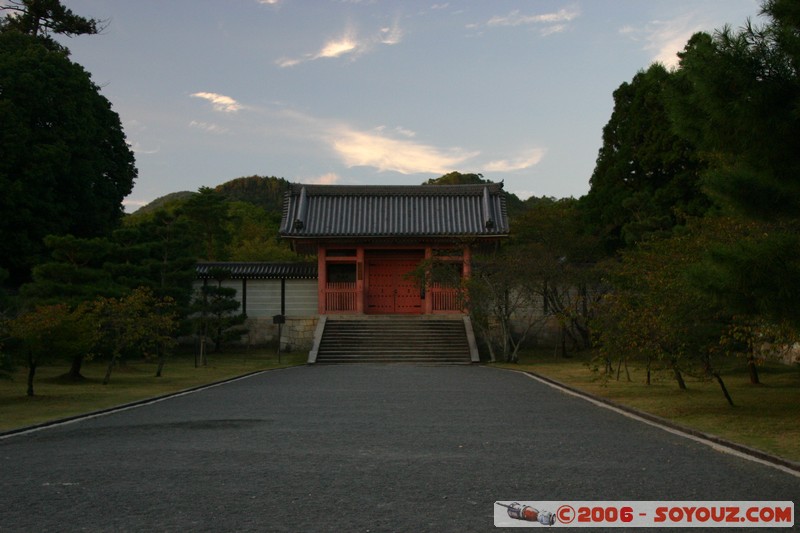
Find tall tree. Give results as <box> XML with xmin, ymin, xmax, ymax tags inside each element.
<box><xmin>20</xmin><ymin>234</ymin><xmax>122</xmax><ymax>307</ymax></box>
<box><xmin>581</xmin><ymin>64</ymin><xmax>710</xmax><ymax>251</ymax></box>
<box><xmin>180</xmin><ymin>187</ymin><xmax>231</xmax><ymax>261</ymax></box>
<box><xmin>191</xmin><ymin>268</ymin><xmax>246</xmax><ymax>355</ymax></box>
<box><xmin>670</xmin><ymin>1</ymin><xmax>800</xmax><ymax>327</ymax></box>
<box><xmin>108</xmin><ymin>212</ymin><xmax>198</xmax><ymax>308</ymax></box>
<box><xmin>0</xmin><ymin>0</ymin><xmax>100</xmax><ymax>41</ymax></box>
<box><xmin>0</xmin><ymin>30</ymin><xmax>136</xmax><ymax>285</ymax></box>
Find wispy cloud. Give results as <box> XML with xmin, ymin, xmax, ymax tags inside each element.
<box><xmin>189</xmin><ymin>120</ymin><xmax>229</xmax><ymax>134</ymax></box>
<box><xmin>190</xmin><ymin>92</ymin><xmax>242</xmax><ymax>112</ymax></box>
<box><xmin>484</xmin><ymin>7</ymin><xmax>580</xmax><ymax>35</ymax></box>
<box><xmin>541</xmin><ymin>24</ymin><xmax>567</xmax><ymax>37</ymax></box>
<box><xmin>488</xmin><ymin>7</ymin><xmax>579</xmax><ymax>27</ymax></box>
<box><xmin>482</xmin><ymin>148</ymin><xmax>546</xmax><ymax>172</ymax></box>
<box><xmin>183</xmin><ymin>94</ymin><xmax>539</xmax><ymax>177</ymax></box>
<box><xmin>620</xmin><ymin>14</ymin><xmax>703</xmax><ymax>69</ymax></box>
<box><xmin>318</xmin><ymin>35</ymin><xmax>359</xmax><ymax>59</ymax></box>
<box><xmin>277</xmin><ymin>22</ymin><xmax>403</xmax><ymax>67</ymax></box>
<box><xmin>328</xmin><ymin>125</ymin><xmax>478</xmax><ymax>175</ymax></box>
<box><xmin>380</xmin><ymin>19</ymin><xmax>403</xmax><ymax>45</ymax></box>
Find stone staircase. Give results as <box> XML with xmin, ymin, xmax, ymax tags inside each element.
<box><xmin>309</xmin><ymin>317</ymin><xmax>477</xmax><ymax>364</ymax></box>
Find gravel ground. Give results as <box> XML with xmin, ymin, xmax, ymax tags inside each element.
<box><xmin>1</xmin><ymin>364</ymin><xmax>797</xmax><ymax>532</ymax></box>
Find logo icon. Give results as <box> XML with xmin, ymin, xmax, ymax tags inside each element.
<box><xmin>496</xmin><ymin>502</ymin><xmax>556</xmax><ymax>526</ymax></box>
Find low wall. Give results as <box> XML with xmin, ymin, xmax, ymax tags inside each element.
<box><xmin>243</xmin><ymin>316</ymin><xmax>319</xmax><ymax>352</ymax></box>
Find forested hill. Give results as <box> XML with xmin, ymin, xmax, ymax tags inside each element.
<box><xmin>132</xmin><ymin>173</ymin><xmax>533</xmax><ymax>220</ymax></box>
<box><xmin>130</xmin><ymin>175</ymin><xmax>291</xmax><ymax>219</ymax></box>
<box><xmin>130</xmin><ymin>191</ymin><xmax>196</xmax><ymax>216</ymax></box>
<box><xmin>214</xmin><ymin>175</ymin><xmax>292</xmax><ymax>213</ymax></box>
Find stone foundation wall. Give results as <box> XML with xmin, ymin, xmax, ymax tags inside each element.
<box><xmin>280</xmin><ymin>316</ymin><xmax>319</xmax><ymax>353</ymax></box>
<box><xmin>241</xmin><ymin>316</ymin><xmax>318</xmax><ymax>353</ymax></box>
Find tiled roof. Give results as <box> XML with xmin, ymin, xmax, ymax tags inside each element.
<box><xmin>196</xmin><ymin>262</ymin><xmax>317</xmax><ymax>279</ymax></box>
<box><xmin>279</xmin><ymin>183</ymin><xmax>509</xmax><ymax>238</ymax></box>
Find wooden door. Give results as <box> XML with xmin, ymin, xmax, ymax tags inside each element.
<box><xmin>366</xmin><ymin>257</ymin><xmax>423</xmax><ymax>314</ymax></box>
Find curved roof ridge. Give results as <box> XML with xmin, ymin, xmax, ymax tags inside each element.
<box><xmin>288</xmin><ymin>182</ymin><xmax>504</xmax><ymax>196</ymax></box>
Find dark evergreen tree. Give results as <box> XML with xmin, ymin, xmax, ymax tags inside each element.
<box><xmin>581</xmin><ymin>64</ymin><xmax>710</xmax><ymax>251</ymax></box>
<box><xmin>180</xmin><ymin>187</ymin><xmax>231</xmax><ymax>261</ymax></box>
<box><xmin>191</xmin><ymin>268</ymin><xmax>247</xmax><ymax>355</ymax></box>
<box><xmin>20</xmin><ymin>235</ymin><xmax>123</xmax><ymax>307</ymax></box>
<box><xmin>0</xmin><ymin>30</ymin><xmax>136</xmax><ymax>285</ymax></box>
<box><xmin>670</xmin><ymin>1</ymin><xmax>800</xmax><ymax>327</ymax></box>
<box><xmin>1</xmin><ymin>0</ymin><xmax>101</xmax><ymax>40</ymax></box>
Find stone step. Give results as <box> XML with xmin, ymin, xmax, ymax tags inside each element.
<box><xmin>312</xmin><ymin>317</ymin><xmax>473</xmax><ymax>364</ymax></box>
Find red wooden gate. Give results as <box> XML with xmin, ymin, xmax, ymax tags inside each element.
<box><xmin>366</xmin><ymin>256</ymin><xmax>423</xmax><ymax>314</ymax></box>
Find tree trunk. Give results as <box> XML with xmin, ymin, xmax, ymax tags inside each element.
<box><xmin>672</xmin><ymin>360</ymin><xmax>687</xmax><ymax>390</ymax></box>
<box><xmin>67</xmin><ymin>354</ymin><xmax>85</xmax><ymax>381</ymax></box>
<box><xmin>713</xmin><ymin>372</ymin><xmax>735</xmax><ymax>406</ymax></box>
<box><xmin>103</xmin><ymin>356</ymin><xmax>116</xmax><ymax>385</ymax></box>
<box><xmin>26</xmin><ymin>351</ymin><xmax>37</xmax><ymax>397</ymax></box>
<box><xmin>747</xmin><ymin>354</ymin><xmax>760</xmax><ymax>384</ymax></box>
<box><xmin>156</xmin><ymin>345</ymin><xmax>166</xmax><ymax>377</ymax></box>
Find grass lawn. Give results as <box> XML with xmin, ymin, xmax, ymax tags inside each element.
<box><xmin>0</xmin><ymin>348</ymin><xmax>306</xmax><ymax>433</ymax></box>
<box><xmin>492</xmin><ymin>350</ymin><xmax>800</xmax><ymax>463</ymax></box>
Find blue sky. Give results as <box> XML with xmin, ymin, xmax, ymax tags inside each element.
<box><xmin>47</xmin><ymin>0</ymin><xmax>762</xmax><ymax>210</ymax></box>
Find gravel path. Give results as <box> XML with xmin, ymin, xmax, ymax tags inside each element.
<box><xmin>1</xmin><ymin>365</ymin><xmax>797</xmax><ymax>532</ymax></box>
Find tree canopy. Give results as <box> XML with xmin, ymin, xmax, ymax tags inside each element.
<box><xmin>670</xmin><ymin>1</ymin><xmax>800</xmax><ymax>220</ymax></box>
<box><xmin>580</xmin><ymin>64</ymin><xmax>710</xmax><ymax>251</ymax></box>
<box><xmin>0</xmin><ymin>0</ymin><xmax>101</xmax><ymax>41</ymax></box>
<box><xmin>667</xmin><ymin>0</ymin><xmax>800</xmax><ymax>327</ymax></box>
<box><xmin>0</xmin><ymin>29</ymin><xmax>136</xmax><ymax>286</ymax></box>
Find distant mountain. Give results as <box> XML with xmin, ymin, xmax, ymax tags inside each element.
<box><xmin>129</xmin><ymin>191</ymin><xmax>196</xmax><ymax>216</ymax></box>
<box><xmin>215</xmin><ymin>175</ymin><xmax>291</xmax><ymax>213</ymax></box>
<box><xmin>129</xmin><ymin>175</ymin><xmax>293</xmax><ymax>219</ymax></box>
<box><xmin>130</xmin><ymin>173</ymin><xmax>534</xmax><ymax>221</ymax></box>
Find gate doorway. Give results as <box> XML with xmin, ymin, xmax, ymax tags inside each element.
<box><xmin>366</xmin><ymin>251</ymin><xmax>424</xmax><ymax>314</ymax></box>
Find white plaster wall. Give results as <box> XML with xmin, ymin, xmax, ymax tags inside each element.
<box><xmin>194</xmin><ymin>279</ymin><xmax>318</xmax><ymax>317</ymax></box>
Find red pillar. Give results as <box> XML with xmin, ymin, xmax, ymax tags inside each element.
<box><xmin>356</xmin><ymin>246</ymin><xmax>365</xmax><ymax>314</ymax></box>
<box><xmin>317</xmin><ymin>246</ymin><xmax>327</xmax><ymax>314</ymax></box>
<box><xmin>462</xmin><ymin>245</ymin><xmax>471</xmax><ymax>314</ymax></box>
<box><xmin>424</xmin><ymin>246</ymin><xmax>433</xmax><ymax>314</ymax></box>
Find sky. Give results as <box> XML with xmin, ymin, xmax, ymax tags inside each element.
<box><xmin>41</xmin><ymin>0</ymin><xmax>764</xmax><ymax>211</ymax></box>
